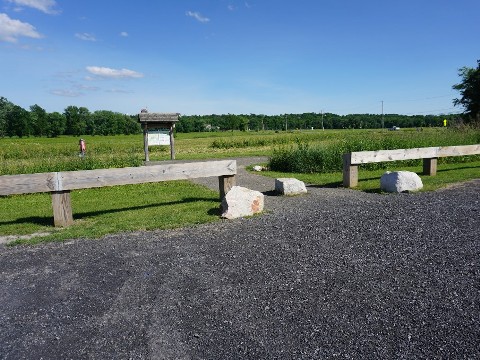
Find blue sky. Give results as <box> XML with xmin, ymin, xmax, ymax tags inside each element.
<box><xmin>1</xmin><ymin>0</ymin><xmax>479</xmax><ymax>116</ymax></box>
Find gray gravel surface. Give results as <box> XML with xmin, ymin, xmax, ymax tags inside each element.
<box><xmin>1</xmin><ymin>158</ymin><xmax>479</xmax><ymax>359</ymax></box>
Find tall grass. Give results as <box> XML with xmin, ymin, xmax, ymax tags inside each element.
<box><xmin>210</xmin><ymin>130</ymin><xmax>339</xmax><ymax>149</ymax></box>
<box><xmin>2</xmin><ymin>128</ymin><xmax>479</xmax><ymax>175</ymax></box>
<box><xmin>269</xmin><ymin>128</ymin><xmax>480</xmax><ymax>173</ymax></box>
<box><xmin>0</xmin><ymin>135</ymin><xmax>146</xmax><ymax>175</ymax></box>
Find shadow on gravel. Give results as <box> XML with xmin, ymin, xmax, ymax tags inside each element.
<box><xmin>306</xmin><ymin>182</ymin><xmax>384</xmax><ymax>194</ymax></box>
<box><xmin>262</xmin><ymin>190</ymin><xmax>278</xmax><ymax>197</ymax></box>
<box><xmin>305</xmin><ymin>181</ymin><xmax>343</xmax><ymax>189</ymax></box>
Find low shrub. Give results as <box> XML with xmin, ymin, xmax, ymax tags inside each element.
<box><xmin>269</xmin><ymin>129</ymin><xmax>480</xmax><ymax>173</ymax></box>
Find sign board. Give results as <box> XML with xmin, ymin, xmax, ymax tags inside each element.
<box><xmin>148</xmin><ymin>129</ymin><xmax>170</xmax><ymax>146</ymax></box>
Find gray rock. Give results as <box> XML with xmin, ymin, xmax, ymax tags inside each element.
<box><xmin>380</xmin><ymin>171</ymin><xmax>423</xmax><ymax>193</ymax></box>
<box><xmin>221</xmin><ymin>186</ymin><xmax>264</xmax><ymax>219</ymax></box>
<box><xmin>275</xmin><ymin>178</ymin><xmax>307</xmax><ymax>196</ymax></box>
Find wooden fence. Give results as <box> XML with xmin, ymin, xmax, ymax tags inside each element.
<box><xmin>343</xmin><ymin>144</ymin><xmax>480</xmax><ymax>188</ymax></box>
<box><xmin>0</xmin><ymin>160</ymin><xmax>236</xmax><ymax>227</ymax></box>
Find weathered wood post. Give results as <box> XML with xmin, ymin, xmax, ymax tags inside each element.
<box><xmin>169</xmin><ymin>124</ymin><xmax>175</xmax><ymax>160</ymax></box>
<box><xmin>423</xmin><ymin>158</ymin><xmax>438</xmax><ymax>176</ymax></box>
<box><xmin>343</xmin><ymin>153</ymin><xmax>358</xmax><ymax>188</ymax></box>
<box><xmin>51</xmin><ymin>190</ymin><xmax>74</xmax><ymax>227</ymax></box>
<box><xmin>219</xmin><ymin>175</ymin><xmax>236</xmax><ymax>200</ymax></box>
<box><xmin>142</xmin><ymin>122</ymin><xmax>149</xmax><ymax>162</ymax></box>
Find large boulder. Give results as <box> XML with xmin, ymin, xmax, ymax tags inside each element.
<box><xmin>275</xmin><ymin>178</ymin><xmax>307</xmax><ymax>196</ymax></box>
<box><xmin>380</xmin><ymin>171</ymin><xmax>423</xmax><ymax>193</ymax></box>
<box><xmin>221</xmin><ymin>186</ymin><xmax>264</xmax><ymax>219</ymax></box>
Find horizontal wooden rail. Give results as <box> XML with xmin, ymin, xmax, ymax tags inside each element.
<box><xmin>0</xmin><ymin>160</ymin><xmax>236</xmax><ymax>227</ymax></box>
<box><xmin>343</xmin><ymin>144</ymin><xmax>480</xmax><ymax>188</ymax></box>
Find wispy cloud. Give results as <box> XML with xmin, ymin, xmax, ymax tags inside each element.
<box><xmin>227</xmin><ymin>5</ymin><xmax>236</xmax><ymax>11</ymax></box>
<box><xmin>86</xmin><ymin>66</ymin><xmax>144</xmax><ymax>79</ymax></box>
<box><xmin>106</xmin><ymin>88</ymin><xmax>132</xmax><ymax>94</ymax></box>
<box><xmin>7</xmin><ymin>0</ymin><xmax>59</xmax><ymax>14</ymax></box>
<box><xmin>0</xmin><ymin>13</ymin><xmax>43</xmax><ymax>42</ymax></box>
<box><xmin>186</xmin><ymin>11</ymin><xmax>210</xmax><ymax>23</ymax></box>
<box><xmin>74</xmin><ymin>84</ymin><xmax>99</xmax><ymax>91</ymax></box>
<box><xmin>120</xmin><ymin>31</ymin><xmax>128</xmax><ymax>37</ymax></box>
<box><xmin>75</xmin><ymin>32</ymin><xmax>96</xmax><ymax>41</ymax></box>
<box><xmin>50</xmin><ymin>89</ymin><xmax>83</xmax><ymax>97</ymax></box>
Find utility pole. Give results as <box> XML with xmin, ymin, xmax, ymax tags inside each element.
<box><xmin>381</xmin><ymin>101</ymin><xmax>384</xmax><ymax>129</ymax></box>
<box><xmin>285</xmin><ymin>114</ymin><xmax>288</xmax><ymax>131</ymax></box>
<box><xmin>321</xmin><ymin>110</ymin><xmax>325</xmax><ymax>131</ymax></box>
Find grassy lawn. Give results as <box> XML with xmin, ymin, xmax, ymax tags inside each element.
<box><xmin>1</xmin><ymin>181</ymin><xmax>220</xmax><ymax>245</ymax></box>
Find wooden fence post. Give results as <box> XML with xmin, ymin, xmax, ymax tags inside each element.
<box><xmin>51</xmin><ymin>191</ymin><xmax>74</xmax><ymax>227</ymax></box>
<box><xmin>423</xmin><ymin>158</ymin><xmax>438</xmax><ymax>176</ymax></box>
<box><xmin>219</xmin><ymin>175</ymin><xmax>236</xmax><ymax>200</ymax></box>
<box><xmin>343</xmin><ymin>153</ymin><xmax>358</xmax><ymax>188</ymax></box>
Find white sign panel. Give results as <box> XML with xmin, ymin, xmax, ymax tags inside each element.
<box><xmin>148</xmin><ymin>130</ymin><xmax>170</xmax><ymax>146</ymax></box>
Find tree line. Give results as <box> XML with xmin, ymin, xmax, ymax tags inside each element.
<box><xmin>0</xmin><ymin>100</ymin><xmax>466</xmax><ymax>138</ymax></box>
<box><xmin>175</xmin><ymin>112</ymin><xmax>459</xmax><ymax>133</ymax></box>
<box><xmin>0</xmin><ymin>97</ymin><xmax>141</xmax><ymax>138</ymax></box>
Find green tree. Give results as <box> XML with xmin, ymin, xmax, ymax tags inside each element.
<box><xmin>30</xmin><ymin>104</ymin><xmax>48</xmax><ymax>136</ymax></box>
<box><xmin>453</xmin><ymin>59</ymin><xmax>480</xmax><ymax>123</ymax></box>
<box><xmin>226</xmin><ymin>114</ymin><xmax>239</xmax><ymax>132</ymax></box>
<box><xmin>238</xmin><ymin>116</ymin><xmax>249</xmax><ymax>131</ymax></box>
<box><xmin>46</xmin><ymin>112</ymin><xmax>66</xmax><ymax>137</ymax></box>
<box><xmin>6</xmin><ymin>105</ymin><xmax>31</xmax><ymax>138</ymax></box>
<box><xmin>0</xmin><ymin>97</ymin><xmax>14</xmax><ymax>137</ymax></box>
<box><xmin>64</xmin><ymin>106</ymin><xmax>90</xmax><ymax>135</ymax></box>
<box><xmin>124</xmin><ymin>115</ymin><xmax>141</xmax><ymax>134</ymax></box>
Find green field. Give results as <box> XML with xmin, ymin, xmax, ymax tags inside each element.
<box><xmin>1</xmin><ymin>127</ymin><xmax>479</xmax><ymax>245</ymax></box>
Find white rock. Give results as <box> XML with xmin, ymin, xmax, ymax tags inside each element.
<box><xmin>275</xmin><ymin>178</ymin><xmax>307</xmax><ymax>196</ymax></box>
<box><xmin>221</xmin><ymin>186</ymin><xmax>264</xmax><ymax>219</ymax></box>
<box><xmin>380</xmin><ymin>171</ymin><xmax>423</xmax><ymax>193</ymax></box>
<box><xmin>252</xmin><ymin>165</ymin><xmax>264</xmax><ymax>172</ymax></box>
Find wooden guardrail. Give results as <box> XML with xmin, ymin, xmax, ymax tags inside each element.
<box><xmin>0</xmin><ymin>160</ymin><xmax>236</xmax><ymax>227</ymax></box>
<box><xmin>343</xmin><ymin>144</ymin><xmax>480</xmax><ymax>188</ymax></box>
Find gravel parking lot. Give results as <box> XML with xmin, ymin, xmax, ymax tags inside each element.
<box><xmin>1</xmin><ymin>159</ymin><xmax>479</xmax><ymax>359</ymax></box>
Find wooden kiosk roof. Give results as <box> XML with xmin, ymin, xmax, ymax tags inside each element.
<box><xmin>138</xmin><ymin>112</ymin><xmax>180</xmax><ymax>124</ymax></box>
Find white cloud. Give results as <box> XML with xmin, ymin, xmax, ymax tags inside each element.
<box><xmin>0</xmin><ymin>13</ymin><xmax>42</xmax><ymax>42</ymax></box>
<box><xmin>86</xmin><ymin>66</ymin><xmax>144</xmax><ymax>79</ymax></box>
<box><xmin>75</xmin><ymin>32</ymin><xmax>96</xmax><ymax>41</ymax></box>
<box><xmin>186</xmin><ymin>11</ymin><xmax>210</xmax><ymax>23</ymax></box>
<box><xmin>120</xmin><ymin>31</ymin><xmax>128</xmax><ymax>37</ymax></box>
<box><xmin>7</xmin><ymin>0</ymin><xmax>59</xmax><ymax>14</ymax></box>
